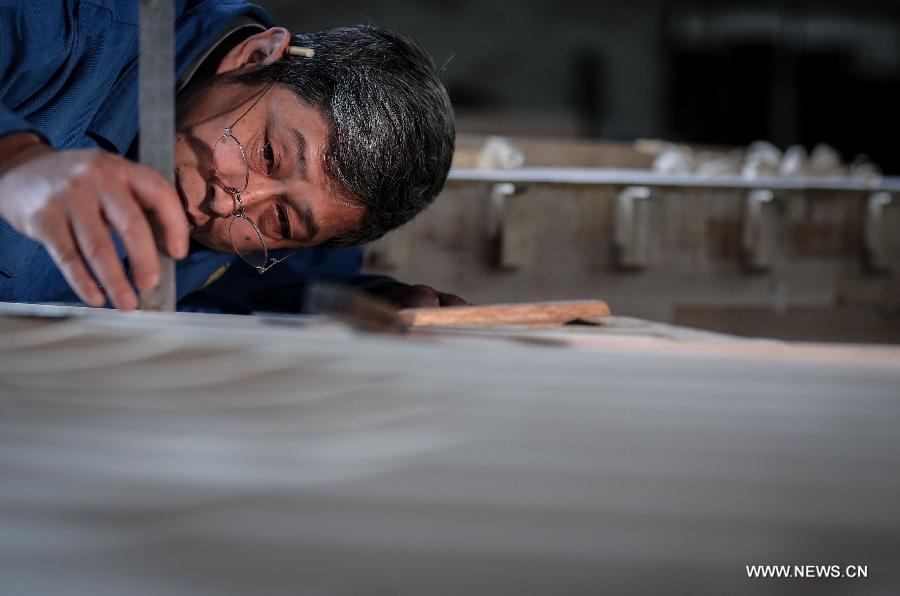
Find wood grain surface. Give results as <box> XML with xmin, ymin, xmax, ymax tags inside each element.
<box><xmin>1</xmin><ymin>304</ymin><xmax>898</xmax><ymax>595</ymax></box>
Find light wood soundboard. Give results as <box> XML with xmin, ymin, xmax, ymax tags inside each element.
<box><xmin>1</xmin><ymin>303</ymin><xmax>898</xmax><ymax>595</ymax></box>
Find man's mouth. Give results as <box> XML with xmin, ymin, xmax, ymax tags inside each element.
<box><xmin>174</xmin><ymin>169</ymin><xmax>200</xmax><ymax>230</ymax></box>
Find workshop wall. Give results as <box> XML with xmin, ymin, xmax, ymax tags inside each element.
<box><xmin>261</xmin><ymin>0</ymin><xmax>900</xmax><ymax>172</ymax></box>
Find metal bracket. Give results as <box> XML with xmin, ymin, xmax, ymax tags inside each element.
<box><xmin>741</xmin><ymin>189</ymin><xmax>777</xmax><ymax>272</ymax></box>
<box><xmin>488</xmin><ymin>182</ymin><xmax>529</xmax><ymax>269</ymax></box>
<box><xmin>613</xmin><ymin>186</ymin><xmax>652</xmax><ymax>270</ymax></box>
<box><xmin>863</xmin><ymin>192</ymin><xmax>895</xmax><ymax>274</ymax></box>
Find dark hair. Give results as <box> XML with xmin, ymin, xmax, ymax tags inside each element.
<box><xmin>232</xmin><ymin>25</ymin><xmax>455</xmax><ymax>246</ymax></box>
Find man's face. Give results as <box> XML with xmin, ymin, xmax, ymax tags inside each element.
<box><xmin>174</xmin><ymin>78</ymin><xmax>364</xmax><ymax>254</ymax></box>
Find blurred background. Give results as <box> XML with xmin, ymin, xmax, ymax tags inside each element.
<box><xmin>264</xmin><ymin>0</ymin><xmax>900</xmax><ymax>163</ymax></box>
<box><xmin>263</xmin><ymin>0</ymin><xmax>900</xmax><ymax>342</ymax></box>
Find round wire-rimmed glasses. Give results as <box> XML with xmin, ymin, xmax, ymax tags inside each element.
<box><xmin>214</xmin><ymin>65</ymin><xmax>295</xmax><ymax>274</ymax></box>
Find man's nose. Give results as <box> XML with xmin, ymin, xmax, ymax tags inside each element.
<box><xmin>208</xmin><ymin>182</ymin><xmax>237</xmax><ymax>217</ymax></box>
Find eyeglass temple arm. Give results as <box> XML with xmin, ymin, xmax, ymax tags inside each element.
<box><xmin>226</xmin><ymin>53</ymin><xmax>304</xmax><ymax>129</ymax></box>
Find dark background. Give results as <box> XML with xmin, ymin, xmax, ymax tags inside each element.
<box><xmin>261</xmin><ymin>0</ymin><xmax>900</xmax><ymax>172</ymax></box>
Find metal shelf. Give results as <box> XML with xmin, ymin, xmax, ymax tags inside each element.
<box><xmin>448</xmin><ymin>167</ymin><xmax>900</xmax><ymax>192</ymax></box>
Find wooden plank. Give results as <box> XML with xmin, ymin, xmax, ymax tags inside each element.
<box><xmin>399</xmin><ymin>299</ymin><xmax>611</xmax><ymax>327</ymax></box>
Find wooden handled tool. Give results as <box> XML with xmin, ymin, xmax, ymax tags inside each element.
<box><xmin>399</xmin><ymin>300</ymin><xmax>611</xmax><ymax>328</ymax></box>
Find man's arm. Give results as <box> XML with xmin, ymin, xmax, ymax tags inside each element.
<box><xmin>0</xmin><ymin>2</ymin><xmax>190</xmax><ymax>309</ymax></box>
<box><xmin>175</xmin><ymin>246</ymin><xmax>467</xmax><ymax>313</ymax></box>
<box><xmin>349</xmin><ymin>275</ymin><xmax>468</xmax><ymax>308</ymax></box>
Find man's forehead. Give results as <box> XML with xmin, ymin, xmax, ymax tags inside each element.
<box><xmin>269</xmin><ymin>90</ymin><xmax>361</xmax><ymax>195</ymax></box>
<box><xmin>262</xmin><ymin>89</ymin><xmax>363</xmax><ymax>239</ymax></box>
<box><xmin>268</xmin><ymin>89</ymin><xmax>328</xmax><ymax>166</ymax></box>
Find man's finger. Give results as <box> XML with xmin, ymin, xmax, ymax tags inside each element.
<box><xmin>68</xmin><ymin>199</ymin><xmax>137</xmax><ymax>310</ymax></box>
<box><xmin>404</xmin><ymin>285</ymin><xmax>438</xmax><ymax>307</ymax></box>
<box><xmin>99</xmin><ymin>188</ymin><xmax>160</xmax><ymax>291</ymax></box>
<box><xmin>438</xmin><ymin>292</ymin><xmax>469</xmax><ymax>307</ymax></box>
<box><xmin>37</xmin><ymin>217</ymin><xmax>105</xmax><ymax>307</ymax></box>
<box><xmin>123</xmin><ymin>159</ymin><xmax>190</xmax><ymax>259</ymax></box>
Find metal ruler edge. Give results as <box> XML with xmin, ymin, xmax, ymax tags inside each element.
<box><xmin>138</xmin><ymin>0</ymin><xmax>176</xmax><ymax>312</ymax></box>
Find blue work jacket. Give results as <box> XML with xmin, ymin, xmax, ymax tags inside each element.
<box><xmin>0</xmin><ymin>0</ymin><xmax>379</xmax><ymax>313</ymax></box>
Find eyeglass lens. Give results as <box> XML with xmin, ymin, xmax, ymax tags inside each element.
<box><xmin>214</xmin><ymin>134</ymin><xmax>249</xmax><ymax>195</ymax></box>
<box><xmin>216</xmin><ymin>134</ymin><xmax>269</xmax><ymax>269</ymax></box>
<box><xmin>229</xmin><ymin>215</ymin><xmax>269</xmax><ymax>269</ymax></box>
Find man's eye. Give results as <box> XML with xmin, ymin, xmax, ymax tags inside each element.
<box><xmin>263</xmin><ymin>137</ymin><xmax>275</xmax><ymax>173</ymax></box>
<box><xmin>275</xmin><ymin>203</ymin><xmax>291</xmax><ymax>239</ymax></box>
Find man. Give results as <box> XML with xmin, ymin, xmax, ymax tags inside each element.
<box><xmin>0</xmin><ymin>0</ymin><xmax>464</xmax><ymax>312</ymax></box>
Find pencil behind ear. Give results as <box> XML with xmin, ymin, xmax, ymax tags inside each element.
<box><xmin>287</xmin><ymin>46</ymin><xmax>314</xmax><ymax>58</ymax></box>
<box><xmin>287</xmin><ymin>33</ymin><xmax>315</xmax><ymax>58</ymax></box>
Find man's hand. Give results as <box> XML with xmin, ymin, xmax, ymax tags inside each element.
<box><xmin>0</xmin><ymin>133</ymin><xmax>189</xmax><ymax>309</ymax></box>
<box><xmin>367</xmin><ymin>283</ymin><xmax>469</xmax><ymax>308</ymax></box>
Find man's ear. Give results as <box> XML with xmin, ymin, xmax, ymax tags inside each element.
<box><xmin>215</xmin><ymin>27</ymin><xmax>292</xmax><ymax>74</ymax></box>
